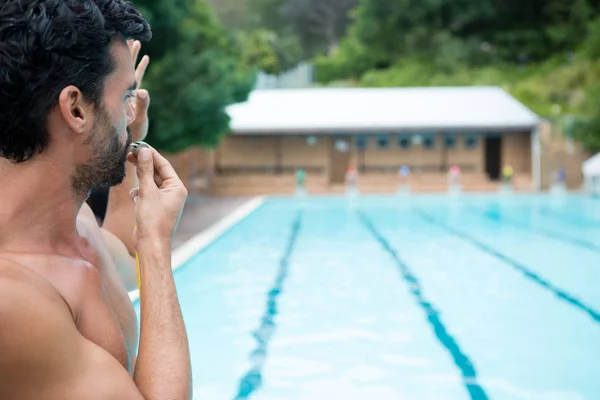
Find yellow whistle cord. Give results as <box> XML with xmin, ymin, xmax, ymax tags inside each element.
<box><xmin>135</xmin><ymin>224</ymin><xmax>141</xmax><ymax>295</ymax></box>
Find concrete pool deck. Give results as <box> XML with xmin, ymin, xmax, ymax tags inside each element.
<box><xmin>172</xmin><ymin>195</ymin><xmax>253</xmax><ymax>249</ymax></box>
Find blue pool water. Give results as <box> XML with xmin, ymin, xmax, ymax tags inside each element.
<box><xmin>135</xmin><ymin>194</ymin><xmax>600</xmax><ymax>400</ymax></box>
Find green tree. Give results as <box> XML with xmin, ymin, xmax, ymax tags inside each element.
<box><xmin>238</xmin><ymin>29</ymin><xmax>303</xmax><ymax>75</ymax></box>
<box><xmin>247</xmin><ymin>0</ymin><xmax>288</xmax><ymax>32</ymax></box>
<box><xmin>205</xmin><ymin>0</ymin><xmax>250</xmax><ymax>30</ymax></box>
<box><xmin>133</xmin><ymin>0</ymin><xmax>192</xmax><ymax>61</ymax></box>
<box><xmin>239</xmin><ymin>30</ymin><xmax>281</xmax><ymax>75</ymax></box>
<box><xmin>133</xmin><ymin>0</ymin><xmax>255</xmax><ymax>153</ymax></box>
<box><xmin>216</xmin><ymin>0</ymin><xmax>356</xmax><ymax>65</ymax></box>
<box><xmin>316</xmin><ymin>0</ymin><xmax>600</xmax><ymax>82</ymax></box>
<box><xmin>282</xmin><ymin>0</ymin><xmax>357</xmax><ymax>55</ymax></box>
<box><xmin>206</xmin><ymin>0</ymin><xmax>304</xmax><ymax>74</ymax></box>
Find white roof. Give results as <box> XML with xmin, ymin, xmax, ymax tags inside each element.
<box><xmin>226</xmin><ymin>87</ymin><xmax>540</xmax><ymax>135</ymax></box>
<box><xmin>583</xmin><ymin>153</ymin><xmax>600</xmax><ymax>177</ymax></box>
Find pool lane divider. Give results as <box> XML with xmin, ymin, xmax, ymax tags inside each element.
<box><xmin>233</xmin><ymin>211</ymin><xmax>303</xmax><ymax>400</ymax></box>
<box><xmin>468</xmin><ymin>207</ymin><xmax>600</xmax><ymax>256</ymax></box>
<box><xmin>129</xmin><ymin>196</ymin><xmax>267</xmax><ymax>303</ymax></box>
<box><xmin>413</xmin><ymin>208</ymin><xmax>600</xmax><ymax>325</ymax></box>
<box><xmin>357</xmin><ymin>210</ymin><xmax>490</xmax><ymax>400</ymax></box>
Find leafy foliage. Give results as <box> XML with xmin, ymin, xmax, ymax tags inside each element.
<box><xmin>282</xmin><ymin>0</ymin><xmax>357</xmax><ymax>55</ymax></box>
<box><xmin>237</xmin><ymin>29</ymin><xmax>304</xmax><ymax>75</ymax></box>
<box><xmin>208</xmin><ymin>0</ymin><xmax>356</xmax><ymax>71</ymax></box>
<box><xmin>312</xmin><ymin>0</ymin><xmax>600</xmax><ymax>152</ymax></box>
<box><xmin>133</xmin><ymin>0</ymin><xmax>255</xmax><ymax>152</ymax></box>
<box><xmin>318</xmin><ymin>0</ymin><xmax>600</xmax><ymax>78</ymax></box>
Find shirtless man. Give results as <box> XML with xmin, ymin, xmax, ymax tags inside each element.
<box><xmin>0</xmin><ymin>1</ymin><xmax>191</xmax><ymax>399</ymax></box>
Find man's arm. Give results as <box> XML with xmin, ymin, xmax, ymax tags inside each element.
<box><xmin>0</xmin><ymin>261</ymin><xmax>191</xmax><ymax>399</ymax></box>
<box><xmin>130</xmin><ymin>145</ymin><xmax>192</xmax><ymax>400</ymax></box>
<box><xmin>0</xmin><ymin>273</ymin><xmax>142</xmax><ymax>400</ymax></box>
<box><xmin>79</xmin><ymin>202</ymin><xmax>138</xmax><ymax>292</ymax></box>
<box><xmin>102</xmin><ymin>40</ymin><xmax>150</xmax><ymax>256</ymax></box>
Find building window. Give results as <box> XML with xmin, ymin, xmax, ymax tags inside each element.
<box><xmin>444</xmin><ymin>135</ymin><xmax>457</xmax><ymax>149</ymax></box>
<box><xmin>377</xmin><ymin>134</ymin><xmax>390</xmax><ymax>150</ymax></box>
<box><xmin>355</xmin><ymin>135</ymin><xmax>367</xmax><ymax>150</ymax></box>
<box><xmin>398</xmin><ymin>135</ymin><xmax>412</xmax><ymax>149</ymax></box>
<box><xmin>465</xmin><ymin>135</ymin><xmax>479</xmax><ymax>149</ymax></box>
<box><xmin>306</xmin><ymin>136</ymin><xmax>317</xmax><ymax>146</ymax></box>
<box><xmin>334</xmin><ymin>139</ymin><xmax>350</xmax><ymax>153</ymax></box>
<box><xmin>422</xmin><ymin>135</ymin><xmax>436</xmax><ymax>150</ymax></box>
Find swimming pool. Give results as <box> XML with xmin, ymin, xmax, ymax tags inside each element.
<box><xmin>135</xmin><ymin>194</ymin><xmax>600</xmax><ymax>400</ymax></box>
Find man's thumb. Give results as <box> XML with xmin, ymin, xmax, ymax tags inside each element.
<box><xmin>136</xmin><ymin>147</ymin><xmax>154</xmax><ymax>185</ymax></box>
<box><xmin>137</xmin><ymin>89</ymin><xmax>150</xmax><ymax>113</ymax></box>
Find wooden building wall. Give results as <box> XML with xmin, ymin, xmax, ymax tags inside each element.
<box><xmin>214</xmin><ymin>132</ymin><xmax>532</xmax><ymax>177</ymax></box>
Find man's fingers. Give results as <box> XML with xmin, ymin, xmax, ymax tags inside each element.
<box><xmin>126</xmin><ymin>152</ymin><xmax>137</xmax><ymax>164</ymax></box>
<box><xmin>131</xmin><ymin>40</ymin><xmax>141</xmax><ymax>66</ymax></box>
<box><xmin>149</xmin><ymin>147</ymin><xmax>180</xmax><ymax>185</ymax></box>
<box><xmin>136</xmin><ymin>55</ymin><xmax>150</xmax><ymax>89</ymax></box>
<box><xmin>135</xmin><ymin>147</ymin><xmax>157</xmax><ymax>196</ymax></box>
<box><xmin>136</xmin><ymin>89</ymin><xmax>150</xmax><ymax>114</ymax></box>
<box><xmin>128</xmin><ymin>149</ymin><xmax>164</xmax><ymax>187</ymax></box>
<box><xmin>130</xmin><ymin>143</ymin><xmax>179</xmax><ymax>189</ymax></box>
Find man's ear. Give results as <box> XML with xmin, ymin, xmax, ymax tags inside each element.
<box><xmin>57</xmin><ymin>86</ymin><xmax>91</xmax><ymax>134</ymax></box>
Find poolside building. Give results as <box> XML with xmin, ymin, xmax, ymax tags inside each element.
<box><xmin>210</xmin><ymin>87</ymin><xmax>543</xmax><ymax>195</ymax></box>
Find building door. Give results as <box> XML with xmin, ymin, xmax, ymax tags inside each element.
<box><xmin>329</xmin><ymin>137</ymin><xmax>350</xmax><ymax>184</ymax></box>
<box><xmin>485</xmin><ymin>136</ymin><xmax>502</xmax><ymax>180</ymax></box>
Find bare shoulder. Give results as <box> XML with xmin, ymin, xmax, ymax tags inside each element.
<box><xmin>0</xmin><ymin>260</ymin><xmax>74</xmax><ymax>387</ymax></box>
<box><xmin>0</xmin><ymin>259</ymin><xmax>143</xmax><ymax>400</ymax></box>
<box><xmin>0</xmin><ymin>258</ymin><xmax>75</xmax><ymax>356</ymax></box>
<box><xmin>0</xmin><ymin>258</ymin><xmax>67</xmax><ymax>311</ymax></box>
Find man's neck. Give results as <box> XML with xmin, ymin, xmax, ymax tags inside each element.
<box><xmin>0</xmin><ymin>156</ymin><xmax>87</xmax><ymax>256</ymax></box>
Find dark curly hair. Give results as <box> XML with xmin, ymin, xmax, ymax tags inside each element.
<box><xmin>0</xmin><ymin>0</ymin><xmax>152</xmax><ymax>162</ymax></box>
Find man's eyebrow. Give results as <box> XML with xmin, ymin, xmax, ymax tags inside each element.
<box><xmin>127</xmin><ymin>81</ymin><xmax>138</xmax><ymax>92</ymax></box>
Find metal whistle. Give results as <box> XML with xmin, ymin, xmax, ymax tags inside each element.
<box><xmin>129</xmin><ymin>141</ymin><xmax>150</xmax><ymax>156</ymax></box>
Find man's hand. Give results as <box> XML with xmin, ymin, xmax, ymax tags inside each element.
<box><xmin>128</xmin><ymin>146</ymin><xmax>193</xmax><ymax>399</ymax></box>
<box><xmin>101</xmin><ymin>40</ymin><xmax>151</xmax><ymax>263</ymax></box>
<box><xmin>128</xmin><ymin>40</ymin><xmax>150</xmax><ymax>142</ymax></box>
<box><xmin>128</xmin><ymin>145</ymin><xmax>188</xmax><ymax>245</ymax></box>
